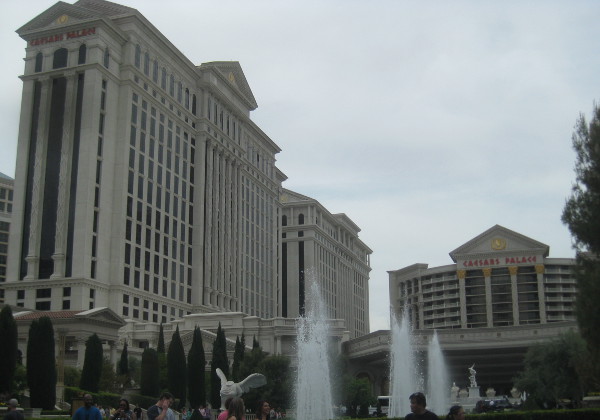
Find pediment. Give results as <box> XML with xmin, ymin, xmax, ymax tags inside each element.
<box><xmin>17</xmin><ymin>2</ymin><xmax>98</xmax><ymax>35</ymax></box>
<box><xmin>200</xmin><ymin>61</ymin><xmax>258</xmax><ymax>111</ymax></box>
<box><xmin>76</xmin><ymin>307</ymin><xmax>126</xmax><ymax>326</ymax></box>
<box><xmin>17</xmin><ymin>0</ymin><xmax>138</xmax><ymax>36</ymax></box>
<box><xmin>178</xmin><ymin>329</ymin><xmax>238</xmax><ymax>352</ymax></box>
<box><xmin>280</xmin><ymin>188</ymin><xmax>313</xmax><ymax>204</ymax></box>
<box><xmin>449</xmin><ymin>224</ymin><xmax>549</xmax><ymax>262</ymax></box>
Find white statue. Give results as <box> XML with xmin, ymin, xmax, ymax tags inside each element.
<box><xmin>450</xmin><ymin>382</ymin><xmax>460</xmax><ymax>400</ymax></box>
<box><xmin>468</xmin><ymin>364</ymin><xmax>477</xmax><ymax>388</ymax></box>
<box><xmin>216</xmin><ymin>368</ymin><xmax>267</xmax><ymax>409</ymax></box>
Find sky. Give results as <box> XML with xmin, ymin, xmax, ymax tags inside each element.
<box><xmin>2</xmin><ymin>0</ymin><xmax>599</xmax><ymax>332</ymax></box>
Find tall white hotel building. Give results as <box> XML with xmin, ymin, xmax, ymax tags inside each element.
<box><xmin>3</xmin><ymin>0</ymin><xmax>371</xmax><ymax>339</ymax></box>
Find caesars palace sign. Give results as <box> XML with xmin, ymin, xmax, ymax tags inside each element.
<box><xmin>460</xmin><ymin>255</ymin><xmax>539</xmax><ymax>268</ymax></box>
<box><xmin>29</xmin><ymin>27</ymin><xmax>96</xmax><ymax>47</ymax></box>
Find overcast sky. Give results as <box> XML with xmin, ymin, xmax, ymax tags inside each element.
<box><xmin>2</xmin><ymin>1</ymin><xmax>599</xmax><ymax>332</ymax></box>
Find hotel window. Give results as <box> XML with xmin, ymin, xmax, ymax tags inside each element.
<box><xmin>36</xmin><ymin>288</ymin><xmax>51</xmax><ymax>298</ymax></box>
<box><xmin>36</xmin><ymin>301</ymin><xmax>51</xmax><ymax>310</ymax></box>
<box><xmin>153</xmin><ymin>60</ymin><xmax>159</xmax><ymax>82</ymax></box>
<box><xmin>35</xmin><ymin>52</ymin><xmax>43</xmax><ymax>72</ymax></box>
<box><xmin>134</xmin><ymin>44</ymin><xmax>141</xmax><ymax>68</ymax></box>
<box><xmin>53</xmin><ymin>48</ymin><xmax>68</xmax><ymax>69</ymax></box>
<box><xmin>78</xmin><ymin>44</ymin><xmax>87</xmax><ymax>64</ymax></box>
<box><xmin>103</xmin><ymin>49</ymin><xmax>110</xmax><ymax>68</ymax></box>
<box><xmin>144</xmin><ymin>53</ymin><xmax>150</xmax><ymax>76</ymax></box>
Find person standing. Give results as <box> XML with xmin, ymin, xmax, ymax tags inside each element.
<box><xmin>255</xmin><ymin>401</ymin><xmax>270</xmax><ymax>420</ymax></box>
<box><xmin>111</xmin><ymin>399</ymin><xmax>133</xmax><ymax>420</ymax></box>
<box><xmin>73</xmin><ymin>395</ymin><xmax>103</xmax><ymax>420</ymax></box>
<box><xmin>133</xmin><ymin>407</ymin><xmax>143</xmax><ymax>420</ymax></box>
<box><xmin>3</xmin><ymin>399</ymin><xmax>24</xmax><ymax>420</ymax></box>
<box><xmin>147</xmin><ymin>392</ymin><xmax>175</xmax><ymax>420</ymax></box>
<box><xmin>445</xmin><ymin>406</ymin><xmax>465</xmax><ymax>420</ymax></box>
<box><xmin>404</xmin><ymin>392</ymin><xmax>437</xmax><ymax>420</ymax></box>
<box><xmin>225</xmin><ymin>399</ymin><xmax>245</xmax><ymax>420</ymax></box>
<box><xmin>217</xmin><ymin>398</ymin><xmax>233</xmax><ymax>420</ymax></box>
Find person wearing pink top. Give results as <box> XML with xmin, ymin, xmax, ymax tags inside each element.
<box><xmin>217</xmin><ymin>398</ymin><xmax>233</xmax><ymax>420</ymax></box>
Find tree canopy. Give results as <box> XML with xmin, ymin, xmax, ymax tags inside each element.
<box><xmin>187</xmin><ymin>326</ymin><xmax>207</xmax><ymax>408</ymax></box>
<box><xmin>562</xmin><ymin>104</ymin><xmax>600</xmax><ymax>363</ymax></box>
<box><xmin>0</xmin><ymin>306</ymin><xmax>18</xmax><ymax>395</ymax></box>
<box><xmin>80</xmin><ymin>333</ymin><xmax>104</xmax><ymax>392</ymax></box>
<box><xmin>210</xmin><ymin>323</ymin><xmax>229</xmax><ymax>409</ymax></box>
<box><xmin>141</xmin><ymin>347</ymin><xmax>160</xmax><ymax>397</ymax></box>
<box><xmin>514</xmin><ymin>331</ymin><xmax>593</xmax><ymax>408</ymax></box>
<box><xmin>167</xmin><ymin>326</ymin><xmax>187</xmax><ymax>408</ymax></box>
<box><xmin>27</xmin><ymin>316</ymin><xmax>56</xmax><ymax>409</ymax></box>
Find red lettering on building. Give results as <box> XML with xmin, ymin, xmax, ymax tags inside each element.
<box><xmin>462</xmin><ymin>255</ymin><xmax>536</xmax><ymax>268</ymax></box>
<box><xmin>30</xmin><ymin>27</ymin><xmax>96</xmax><ymax>47</ymax></box>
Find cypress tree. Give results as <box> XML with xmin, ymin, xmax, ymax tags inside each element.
<box><xmin>252</xmin><ymin>335</ymin><xmax>260</xmax><ymax>350</ymax></box>
<box><xmin>231</xmin><ymin>336</ymin><xmax>244</xmax><ymax>382</ymax></box>
<box><xmin>187</xmin><ymin>326</ymin><xmax>206</xmax><ymax>408</ymax></box>
<box><xmin>167</xmin><ymin>326</ymin><xmax>187</xmax><ymax>408</ymax></box>
<box><xmin>140</xmin><ymin>347</ymin><xmax>160</xmax><ymax>397</ymax></box>
<box><xmin>158</xmin><ymin>323</ymin><xmax>166</xmax><ymax>353</ymax></box>
<box><xmin>157</xmin><ymin>323</ymin><xmax>167</xmax><ymax>391</ymax></box>
<box><xmin>118</xmin><ymin>342</ymin><xmax>129</xmax><ymax>376</ymax></box>
<box><xmin>0</xmin><ymin>306</ymin><xmax>18</xmax><ymax>394</ymax></box>
<box><xmin>210</xmin><ymin>323</ymin><xmax>229</xmax><ymax>409</ymax></box>
<box><xmin>80</xmin><ymin>333</ymin><xmax>104</xmax><ymax>392</ymax></box>
<box><xmin>27</xmin><ymin>317</ymin><xmax>56</xmax><ymax>409</ymax></box>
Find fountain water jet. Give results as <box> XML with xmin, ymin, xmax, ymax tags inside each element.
<box><xmin>427</xmin><ymin>330</ymin><xmax>449</xmax><ymax>414</ymax></box>
<box><xmin>388</xmin><ymin>310</ymin><xmax>418</xmax><ymax>417</ymax></box>
<box><xmin>294</xmin><ymin>275</ymin><xmax>334</xmax><ymax>420</ymax></box>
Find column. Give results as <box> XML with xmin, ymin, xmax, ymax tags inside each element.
<box><xmin>212</xmin><ymin>149</ymin><xmax>219</xmax><ymax>301</ymax></box>
<box><xmin>25</xmin><ymin>77</ymin><xmax>53</xmax><ymax>280</ymax></box>
<box><xmin>483</xmin><ymin>267</ymin><xmax>493</xmax><ymax>327</ymax></box>
<box><xmin>235</xmin><ymin>162</ymin><xmax>243</xmax><ymax>311</ymax></box>
<box><xmin>218</xmin><ymin>152</ymin><xmax>226</xmax><ymax>301</ymax></box>
<box><xmin>509</xmin><ymin>266</ymin><xmax>519</xmax><ymax>325</ymax></box>
<box><xmin>56</xmin><ymin>330</ymin><xmax>67</xmax><ymax>403</ymax></box>
<box><xmin>52</xmin><ymin>71</ymin><xmax>78</xmax><ymax>278</ymax></box>
<box><xmin>535</xmin><ymin>264</ymin><xmax>547</xmax><ymax>323</ymax></box>
<box><xmin>109</xmin><ymin>341</ymin><xmax>117</xmax><ymax>365</ymax></box>
<box><xmin>203</xmin><ymin>142</ymin><xmax>214</xmax><ymax>305</ymax></box>
<box><xmin>457</xmin><ymin>270</ymin><xmax>467</xmax><ymax>328</ymax></box>
<box><xmin>76</xmin><ymin>337</ymin><xmax>86</xmax><ymax>368</ymax></box>
<box><xmin>416</xmin><ymin>279</ymin><xmax>423</xmax><ymax>329</ymax></box>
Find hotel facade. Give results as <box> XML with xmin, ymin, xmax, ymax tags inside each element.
<box><xmin>346</xmin><ymin>225</ymin><xmax>577</xmax><ymax>396</ymax></box>
<box><xmin>2</xmin><ymin>0</ymin><xmax>371</xmax><ymax>349</ymax></box>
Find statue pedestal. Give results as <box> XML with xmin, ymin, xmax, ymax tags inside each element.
<box><xmin>468</xmin><ymin>387</ymin><xmax>480</xmax><ymax>399</ymax></box>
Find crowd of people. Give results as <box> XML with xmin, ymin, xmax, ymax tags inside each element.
<box><xmin>66</xmin><ymin>392</ymin><xmax>284</xmax><ymax>420</ymax></box>
<box><xmin>3</xmin><ymin>390</ymin><xmax>467</xmax><ymax>420</ymax></box>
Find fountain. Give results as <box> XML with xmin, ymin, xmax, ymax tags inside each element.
<box><xmin>388</xmin><ymin>310</ymin><xmax>418</xmax><ymax>417</ymax></box>
<box><xmin>388</xmin><ymin>312</ymin><xmax>450</xmax><ymax>417</ymax></box>
<box><xmin>294</xmin><ymin>276</ymin><xmax>334</xmax><ymax>420</ymax></box>
<box><xmin>427</xmin><ymin>330</ymin><xmax>449</xmax><ymax>414</ymax></box>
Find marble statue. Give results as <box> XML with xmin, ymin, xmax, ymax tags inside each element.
<box><xmin>216</xmin><ymin>368</ymin><xmax>267</xmax><ymax>409</ymax></box>
<box><xmin>468</xmin><ymin>364</ymin><xmax>477</xmax><ymax>388</ymax></box>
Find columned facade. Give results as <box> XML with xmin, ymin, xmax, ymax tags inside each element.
<box><xmin>389</xmin><ymin>225</ymin><xmax>575</xmax><ymax>330</ymax></box>
<box><xmin>2</xmin><ymin>0</ymin><xmax>371</xmax><ymax>340</ymax></box>
<box><xmin>280</xmin><ymin>189</ymin><xmax>372</xmax><ymax>338</ymax></box>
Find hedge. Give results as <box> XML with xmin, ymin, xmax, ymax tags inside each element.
<box><xmin>382</xmin><ymin>409</ymin><xmax>600</xmax><ymax>420</ymax></box>
<box><xmin>64</xmin><ymin>386</ymin><xmax>121</xmax><ymax>408</ymax></box>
